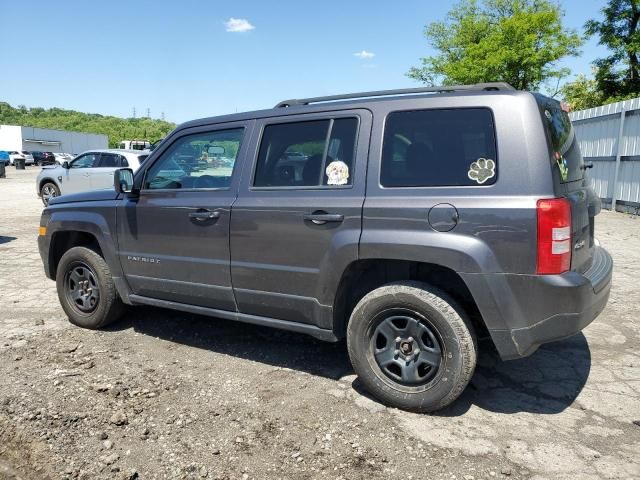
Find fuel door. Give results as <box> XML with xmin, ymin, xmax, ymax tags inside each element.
<box><xmin>428</xmin><ymin>203</ymin><xmax>459</xmax><ymax>232</ymax></box>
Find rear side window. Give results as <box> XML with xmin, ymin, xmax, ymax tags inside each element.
<box><xmin>254</xmin><ymin>118</ymin><xmax>358</xmax><ymax>188</ymax></box>
<box><xmin>381</xmin><ymin>108</ymin><xmax>497</xmax><ymax>187</ymax></box>
<box><xmin>98</xmin><ymin>153</ymin><xmax>119</xmax><ymax>167</ymax></box>
<box><xmin>536</xmin><ymin>97</ymin><xmax>584</xmax><ymax>183</ymax></box>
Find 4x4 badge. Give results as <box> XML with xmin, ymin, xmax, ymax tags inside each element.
<box><xmin>467</xmin><ymin>158</ymin><xmax>496</xmax><ymax>184</ymax></box>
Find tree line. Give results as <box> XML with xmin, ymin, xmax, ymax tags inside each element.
<box><xmin>408</xmin><ymin>0</ymin><xmax>640</xmax><ymax>110</ymax></box>
<box><xmin>0</xmin><ymin>103</ymin><xmax>176</xmax><ymax>148</ymax></box>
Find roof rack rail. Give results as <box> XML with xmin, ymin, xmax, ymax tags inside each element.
<box><xmin>275</xmin><ymin>82</ymin><xmax>515</xmax><ymax>108</ymax></box>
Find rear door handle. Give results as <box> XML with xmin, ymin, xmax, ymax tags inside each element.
<box><xmin>188</xmin><ymin>210</ymin><xmax>221</xmax><ymax>222</ymax></box>
<box><xmin>303</xmin><ymin>212</ymin><xmax>344</xmax><ymax>225</ymax></box>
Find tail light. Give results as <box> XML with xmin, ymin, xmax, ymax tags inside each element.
<box><xmin>536</xmin><ymin>198</ymin><xmax>571</xmax><ymax>274</ymax></box>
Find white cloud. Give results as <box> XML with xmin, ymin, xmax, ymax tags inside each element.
<box><xmin>354</xmin><ymin>50</ymin><xmax>375</xmax><ymax>59</ymax></box>
<box><xmin>225</xmin><ymin>18</ymin><xmax>255</xmax><ymax>33</ymax></box>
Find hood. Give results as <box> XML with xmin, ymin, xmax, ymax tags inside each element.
<box><xmin>49</xmin><ymin>188</ymin><xmax>119</xmax><ymax>205</ymax></box>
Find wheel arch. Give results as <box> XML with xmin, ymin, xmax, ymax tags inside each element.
<box><xmin>49</xmin><ymin>230</ymin><xmax>103</xmax><ymax>279</ymax></box>
<box><xmin>39</xmin><ymin>176</ymin><xmax>60</xmax><ymax>193</ymax></box>
<box><xmin>332</xmin><ymin>259</ymin><xmax>489</xmax><ymax>345</ymax></box>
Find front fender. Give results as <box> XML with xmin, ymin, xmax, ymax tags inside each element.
<box><xmin>42</xmin><ymin>206</ymin><xmax>123</xmax><ymax>282</ymax></box>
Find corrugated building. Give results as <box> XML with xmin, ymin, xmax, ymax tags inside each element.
<box><xmin>0</xmin><ymin>125</ymin><xmax>108</xmax><ymax>155</ymax></box>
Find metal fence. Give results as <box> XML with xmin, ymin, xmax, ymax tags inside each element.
<box><xmin>570</xmin><ymin>98</ymin><xmax>640</xmax><ymax>212</ymax></box>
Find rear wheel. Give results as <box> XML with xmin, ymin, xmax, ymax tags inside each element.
<box><xmin>347</xmin><ymin>281</ymin><xmax>477</xmax><ymax>412</ymax></box>
<box><xmin>40</xmin><ymin>182</ymin><xmax>60</xmax><ymax>206</ymax></box>
<box><xmin>56</xmin><ymin>246</ymin><xmax>124</xmax><ymax>329</ymax></box>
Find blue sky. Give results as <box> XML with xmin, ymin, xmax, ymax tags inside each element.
<box><xmin>1</xmin><ymin>0</ymin><xmax>609</xmax><ymax>123</ymax></box>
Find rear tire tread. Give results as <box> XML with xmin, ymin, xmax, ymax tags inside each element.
<box><xmin>347</xmin><ymin>280</ymin><xmax>477</xmax><ymax>412</ymax></box>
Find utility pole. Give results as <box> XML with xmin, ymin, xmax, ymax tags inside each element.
<box><xmin>132</xmin><ymin>107</ymin><xmax>136</xmax><ymax>118</ymax></box>
<box><xmin>146</xmin><ymin>108</ymin><xmax>150</xmax><ymax>118</ymax></box>
<box><xmin>161</xmin><ymin>112</ymin><xmax>165</xmax><ymax>121</ymax></box>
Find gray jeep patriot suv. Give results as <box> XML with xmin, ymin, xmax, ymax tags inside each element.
<box><xmin>38</xmin><ymin>83</ymin><xmax>613</xmax><ymax>412</ymax></box>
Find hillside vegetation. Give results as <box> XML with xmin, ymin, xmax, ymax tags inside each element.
<box><xmin>0</xmin><ymin>102</ymin><xmax>176</xmax><ymax>148</ymax></box>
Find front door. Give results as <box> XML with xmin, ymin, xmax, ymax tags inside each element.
<box><xmin>117</xmin><ymin>123</ymin><xmax>251</xmax><ymax>311</ymax></box>
<box><xmin>63</xmin><ymin>152</ymin><xmax>99</xmax><ymax>194</ymax></box>
<box><xmin>230</xmin><ymin>111</ymin><xmax>371</xmax><ymax>328</ymax></box>
<box><xmin>91</xmin><ymin>152</ymin><xmax>123</xmax><ymax>190</ymax></box>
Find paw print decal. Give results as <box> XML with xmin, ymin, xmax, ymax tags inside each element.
<box><xmin>467</xmin><ymin>158</ymin><xmax>496</xmax><ymax>184</ymax></box>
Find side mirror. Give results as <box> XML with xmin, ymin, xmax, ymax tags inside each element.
<box><xmin>62</xmin><ymin>161</ymin><xmax>69</xmax><ymax>169</ymax></box>
<box><xmin>114</xmin><ymin>168</ymin><xmax>136</xmax><ymax>195</ymax></box>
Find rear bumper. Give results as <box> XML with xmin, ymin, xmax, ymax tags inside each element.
<box><xmin>462</xmin><ymin>246</ymin><xmax>613</xmax><ymax>360</ymax></box>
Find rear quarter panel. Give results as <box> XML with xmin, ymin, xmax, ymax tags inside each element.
<box><xmin>361</xmin><ymin>91</ymin><xmax>555</xmax><ymax>274</ymax></box>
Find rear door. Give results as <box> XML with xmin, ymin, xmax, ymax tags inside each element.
<box><xmin>116</xmin><ymin>122</ymin><xmax>250</xmax><ymax>311</ymax></box>
<box><xmin>536</xmin><ymin>96</ymin><xmax>597</xmax><ymax>273</ymax></box>
<box><xmin>230</xmin><ymin>110</ymin><xmax>371</xmax><ymax>327</ymax></box>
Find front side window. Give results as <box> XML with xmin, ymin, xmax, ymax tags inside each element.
<box><xmin>254</xmin><ymin>117</ymin><xmax>358</xmax><ymax>188</ymax></box>
<box><xmin>381</xmin><ymin>108</ymin><xmax>497</xmax><ymax>187</ymax></box>
<box><xmin>144</xmin><ymin>128</ymin><xmax>244</xmax><ymax>190</ymax></box>
<box><xmin>70</xmin><ymin>153</ymin><xmax>99</xmax><ymax>169</ymax></box>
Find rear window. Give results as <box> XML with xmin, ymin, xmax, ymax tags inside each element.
<box><xmin>381</xmin><ymin>108</ymin><xmax>497</xmax><ymax>187</ymax></box>
<box><xmin>137</xmin><ymin>155</ymin><xmax>148</xmax><ymax>164</ymax></box>
<box><xmin>536</xmin><ymin>96</ymin><xmax>584</xmax><ymax>183</ymax></box>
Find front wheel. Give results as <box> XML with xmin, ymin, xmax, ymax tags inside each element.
<box><xmin>56</xmin><ymin>246</ymin><xmax>124</xmax><ymax>329</ymax></box>
<box><xmin>40</xmin><ymin>182</ymin><xmax>60</xmax><ymax>206</ymax></box>
<box><xmin>347</xmin><ymin>281</ymin><xmax>477</xmax><ymax>412</ymax></box>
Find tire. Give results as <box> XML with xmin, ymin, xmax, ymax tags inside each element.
<box><xmin>347</xmin><ymin>281</ymin><xmax>477</xmax><ymax>412</ymax></box>
<box><xmin>40</xmin><ymin>182</ymin><xmax>60</xmax><ymax>206</ymax></box>
<box><xmin>56</xmin><ymin>246</ymin><xmax>124</xmax><ymax>329</ymax></box>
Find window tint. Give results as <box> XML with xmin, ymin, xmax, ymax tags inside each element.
<box><xmin>254</xmin><ymin>118</ymin><xmax>358</xmax><ymax>188</ymax></box>
<box><xmin>70</xmin><ymin>153</ymin><xmax>99</xmax><ymax>169</ymax></box>
<box><xmin>144</xmin><ymin>128</ymin><xmax>244</xmax><ymax>190</ymax></box>
<box><xmin>98</xmin><ymin>153</ymin><xmax>119</xmax><ymax>168</ymax></box>
<box><xmin>381</xmin><ymin>109</ymin><xmax>497</xmax><ymax>187</ymax></box>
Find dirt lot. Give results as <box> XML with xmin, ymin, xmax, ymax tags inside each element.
<box><xmin>0</xmin><ymin>167</ymin><xmax>638</xmax><ymax>480</ymax></box>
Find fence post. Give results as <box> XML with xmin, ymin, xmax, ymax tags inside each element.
<box><xmin>612</xmin><ymin>107</ymin><xmax>626</xmax><ymax>211</ymax></box>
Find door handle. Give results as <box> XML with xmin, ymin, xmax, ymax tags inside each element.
<box><xmin>303</xmin><ymin>212</ymin><xmax>344</xmax><ymax>225</ymax></box>
<box><xmin>188</xmin><ymin>210</ymin><xmax>221</xmax><ymax>222</ymax></box>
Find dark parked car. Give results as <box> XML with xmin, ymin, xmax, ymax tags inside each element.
<box><xmin>31</xmin><ymin>151</ymin><xmax>56</xmax><ymax>166</ymax></box>
<box><xmin>37</xmin><ymin>83</ymin><xmax>612</xmax><ymax>412</ymax></box>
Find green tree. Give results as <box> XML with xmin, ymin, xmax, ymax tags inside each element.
<box><xmin>407</xmin><ymin>0</ymin><xmax>583</xmax><ymax>91</ymax></box>
<box><xmin>0</xmin><ymin>102</ymin><xmax>176</xmax><ymax>148</ymax></box>
<box><xmin>560</xmin><ymin>73</ymin><xmax>604</xmax><ymax>110</ymax></box>
<box><xmin>585</xmin><ymin>0</ymin><xmax>640</xmax><ymax>98</ymax></box>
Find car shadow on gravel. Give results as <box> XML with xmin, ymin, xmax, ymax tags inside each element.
<box><xmin>108</xmin><ymin>306</ymin><xmax>354</xmax><ymax>380</ymax></box>
<box><xmin>107</xmin><ymin>308</ymin><xmax>591</xmax><ymax>416</ymax></box>
<box><xmin>0</xmin><ymin>236</ymin><xmax>17</xmax><ymax>245</ymax></box>
<box><xmin>437</xmin><ymin>333</ymin><xmax>592</xmax><ymax>416</ymax></box>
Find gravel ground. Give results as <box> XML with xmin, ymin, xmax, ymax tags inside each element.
<box><xmin>0</xmin><ymin>167</ymin><xmax>638</xmax><ymax>480</ymax></box>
